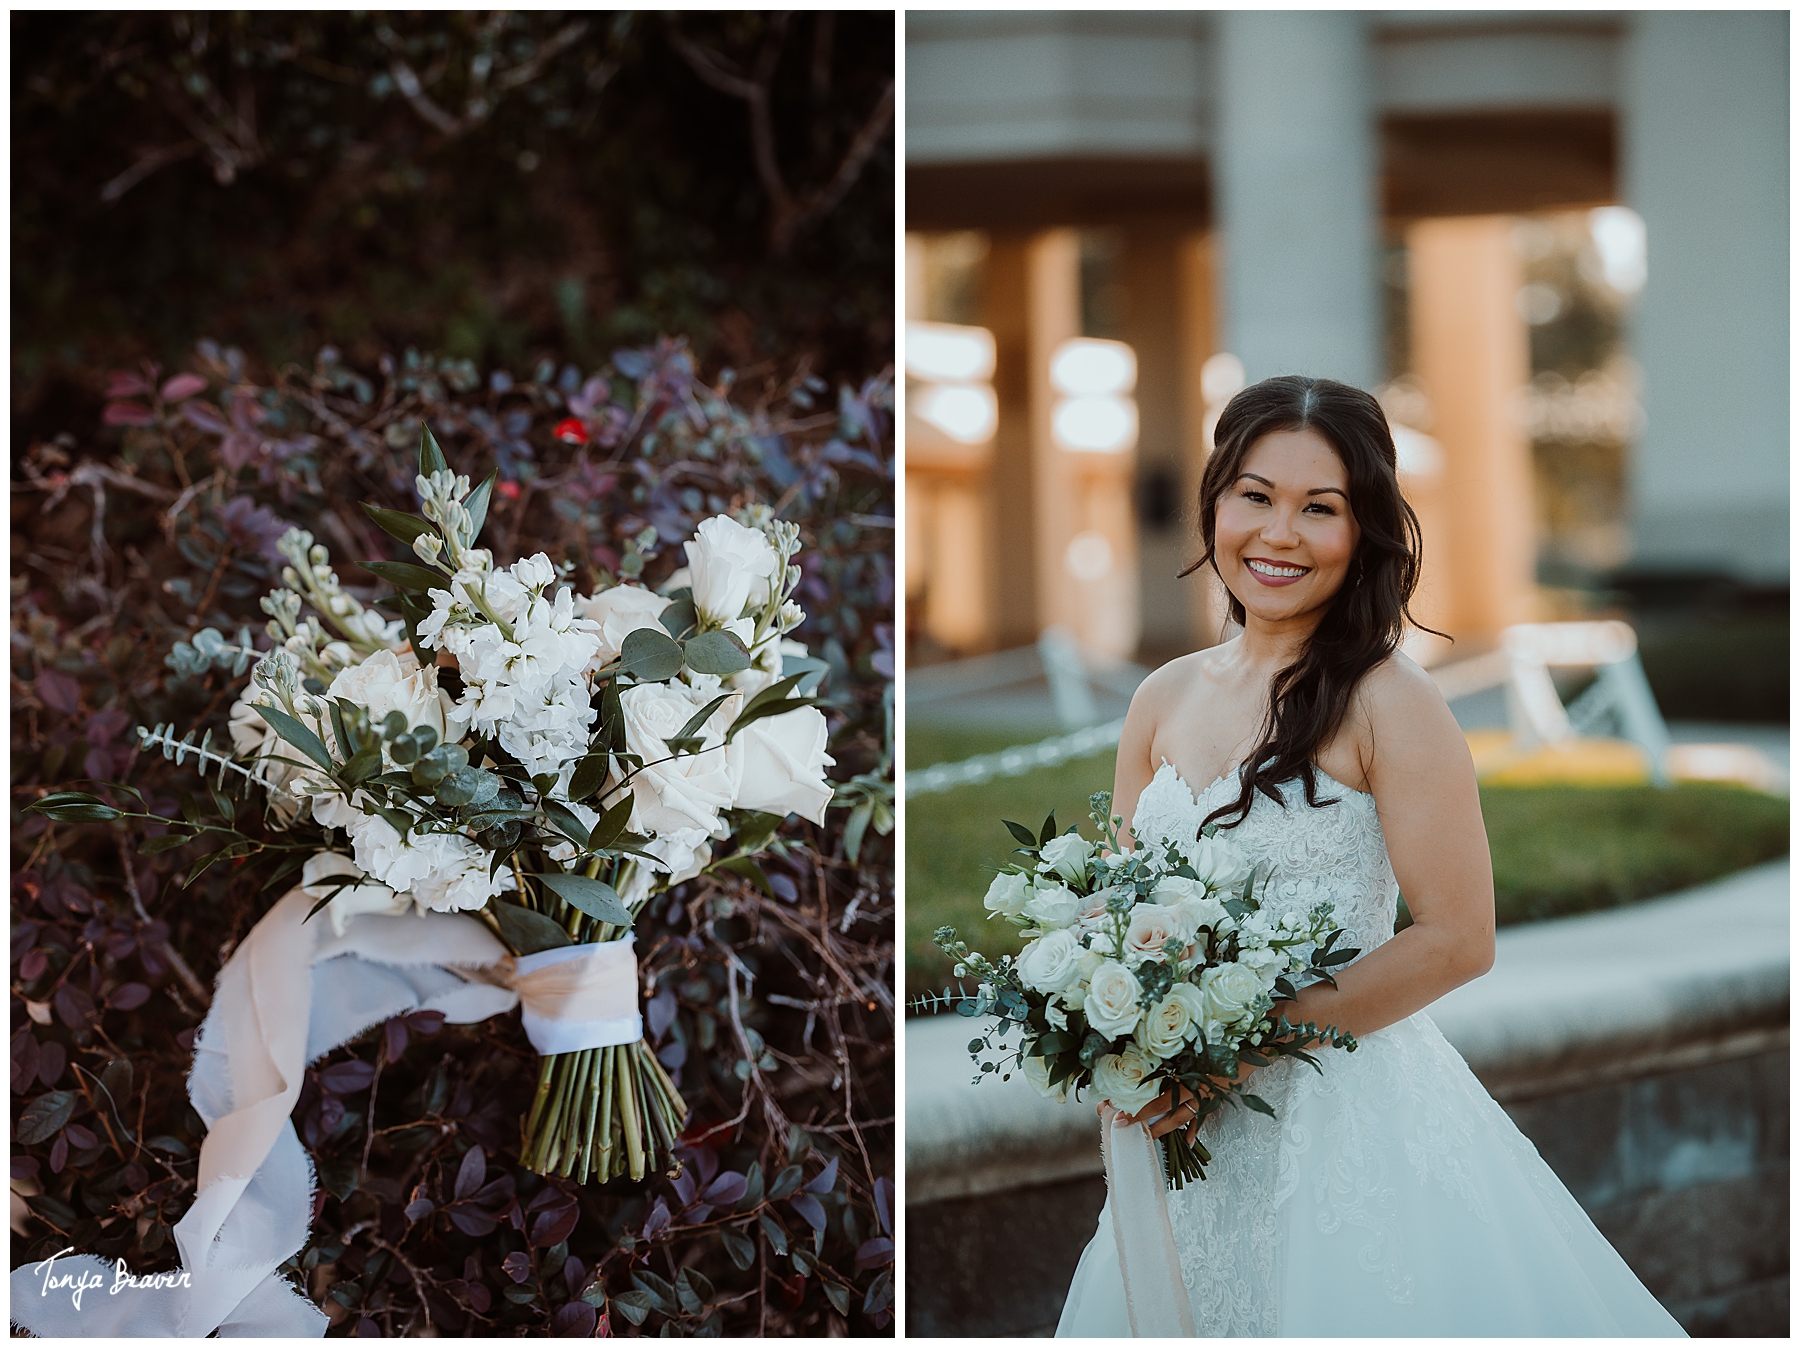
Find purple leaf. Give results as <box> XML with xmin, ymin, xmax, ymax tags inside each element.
<box><xmin>645</xmin><ymin>987</ymin><xmax>677</xmax><ymax>1039</ymax></box>
<box><xmin>18</xmin><ymin>948</ymin><xmax>48</xmax><ymax>983</ymax></box>
<box><xmin>501</xmin><ymin>1251</ymin><xmax>532</xmax><ymax>1284</ymax></box>
<box><xmin>182</xmin><ymin>401</ymin><xmax>229</xmax><ymax>434</ymax></box>
<box><xmin>552</xmin><ymin>1301</ymin><xmax>597</xmax><ymax>1337</ymax></box>
<box><xmin>643</xmin><ymin>1196</ymin><xmax>671</xmax><ymax>1239</ymax></box>
<box><xmin>105</xmin><ymin>371</ymin><xmax>151</xmax><ymax>398</ymax></box>
<box><xmin>160</xmin><ymin>373</ymin><xmax>207</xmax><ymax>402</ymax></box>
<box><xmin>803</xmin><ymin>1156</ymin><xmax>838</xmax><ymax>1196</ymax></box>
<box><xmin>383</xmin><ymin>1019</ymin><xmax>409</xmax><ymax>1063</ymax></box>
<box><xmin>49</xmin><ymin>1133</ymin><xmax>68</xmax><ymax>1174</ymax></box>
<box><xmin>855</xmin><ymin>1237</ymin><xmax>894</xmax><ymax>1269</ymax></box>
<box><xmin>466</xmin><ymin>1281</ymin><xmax>492</xmax><ymax>1313</ymax></box>
<box><xmin>657</xmin><ymin>1040</ymin><xmax>687</xmax><ymax>1070</ymax></box>
<box><xmin>11</xmin><ymin>1156</ymin><xmax>40</xmax><ymax>1181</ymax></box>
<box><xmin>319</xmin><ymin>1059</ymin><xmax>376</xmax><ymax>1095</ymax></box>
<box><xmin>35</xmin><ymin>669</ymin><xmax>79</xmax><ymax>715</ymax></box>
<box><xmin>671</xmin><ymin>1167</ymin><xmax>696</xmax><ymax>1208</ymax></box>
<box><xmin>788</xmin><ymin>1193</ymin><xmax>826</xmax><ymax>1231</ymax></box>
<box><xmin>63</xmin><ymin>1122</ymin><xmax>97</xmax><ymax>1150</ymax></box>
<box><xmin>54</xmin><ymin>984</ymin><xmax>95</xmax><ymax>1030</ymax></box>
<box><xmin>874</xmin><ymin>1177</ymin><xmax>893</xmax><ymax>1235</ymax></box>
<box><xmin>404</xmin><ymin>1198</ymin><xmax>434</xmax><ymax>1223</ymax></box>
<box><xmin>448</xmin><ymin>1206</ymin><xmax>497</xmax><ymax>1237</ymax></box>
<box><xmin>563</xmin><ymin>1255</ymin><xmax>586</xmax><ymax>1296</ymax></box>
<box><xmin>103</xmin><ymin>401</ymin><xmax>156</xmax><ymax>427</ymax></box>
<box><xmin>454</xmin><ymin>1145</ymin><xmax>487</xmax><ymax>1201</ymax></box>
<box><xmin>701</xmin><ymin>1171</ymin><xmax>747</xmax><ymax>1206</ymax></box>
<box><xmin>531</xmin><ymin>1202</ymin><xmax>579</xmax><ymax>1249</ymax></box>
<box><xmin>406</xmin><ymin>1009</ymin><xmax>445</xmax><ymax>1036</ymax></box>
<box><xmin>355</xmin><ymin>1315</ymin><xmax>380</xmax><ymax>1337</ymax></box>
<box><xmin>107</xmin><ymin>983</ymin><xmax>151</xmax><ymax>1010</ymax></box>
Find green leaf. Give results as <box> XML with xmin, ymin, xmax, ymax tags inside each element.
<box><xmin>26</xmin><ymin>792</ymin><xmax>123</xmax><ymax>823</ymax></box>
<box><xmin>17</xmin><ymin>1090</ymin><xmax>77</xmax><ymax>1145</ymax></box>
<box><xmin>533</xmin><ymin>872</ymin><xmax>631</xmax><ymax>927</ymax></box>
<box><xmin>713</xmin><ymin>855</ymin><xmax>774</xmax><ymax>899</ymax></box>
<box><xmin>672</xmin><ymin>694</ymin><xmax>732</xmax><ymax>746</ymax></box>
<box><xmin>767</xmin><ymin>1164</ymin><xmax>805</xmax><ymax>1201</ymax></box>
<box><xmin>658</xmin><ymin>596</ymin><xmax>698</xmax><ymax>640</ymax></box>
<box><xmin>489</xmin><ymin>901</ymin><xmax>574</xmax><ymax>956</ymax></box>
<box><xmin>675</xmin><ymin>1266</ymin><xmax>712</xmax><ymax>1316</ymax></box>
<box><xmin>360</xmin><ymin>503</ymin><xmax>435</xmax><ymax>547</ymax></box>
<box><xmin>719</xmin><ymin>1226</ymin><xmax>756</xmax><ymax>1271</ymax></box>
<box><xmin>419</xmin><ymin>424</ymin><xmax>448</xmax><ymax>477</ymax></box>
<box><xmin>463</xmin><ymin>470</ymin><xmax>497</xmax><ymax>542</ymax></box>
<box><xmin>1002</xmin><ymin>819</ymin><xmax>1038</xmax><ymax>848</ymax></box>
<box><xmin>843</xmin><ymin>801</ymin><xmax>873</xmax><ymax>863</ymax></box>
<box><xmin>587</xmin><ymin>793</ymin><xmax>635</xmax><ymax>850</ymax></box>
<box><xmin>540</xmin><ymin>800</ymin><xmax>598</xmax><ymax>853</ymax></box>
<box><xmin>254</xmin><ymin>705</ymin><xmax>335</xmax><ymax>772</ymax></box>
<box><xmin>1039</xmin><ymin>812</ymin><xmax>1058</xmax><ymax>845</ymax></box>
<box><xmin>821</xmin><ymin>1280</ymin><xmax>850</xmax><ymax>1316</ymax></box>
<box><xmin>435</xmin><ymin>767</ymin><xmax>499</xmax><ymax>808</ymax></box>
<box><xmin>1239</xmin><ymin>1092</ymin><xmax>1276</xmax><ymax>1118</ymax></box>
<box><xmin>758</xmin><ymin>1211</ymin><xmax>789</xmax><ymax>1255</ymax></box>
<box><xmin>567</xmin><ymin>753</ymin><xmax>609</xmax><ymax>802</ymax></box>
<box><xmin>619</xmin><ymin>627</ymin><xmax>683</xmax><ymax>682</ymax></box>
<box><xmin>341</xmin><ymin>739</ymin><xmax>383</xmax><ymax>786</ymax></box>
<box><xmin>140</xmin><ymin>833</ymin><xmax>189</xmax><ymax>854</ymax></box>
<box><xmin>360</xmin><ymin>560</ymin><xmax>447</xmax><ymax>592</ymax></box>
<box><xmin>683</xmin><ymin>628</ymin><xmax>752</xmax><ymax>676</ymax></box>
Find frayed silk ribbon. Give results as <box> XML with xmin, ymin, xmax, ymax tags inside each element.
<box><xmin>10</xmin><ymin>886</ymin><xmax>642</xmax><ymax>1338</ymax></box>
<box><xmin>1100</xmin><ymin>1102</ymin><xmax>1198</xmax><ymax>1337</ymax></box>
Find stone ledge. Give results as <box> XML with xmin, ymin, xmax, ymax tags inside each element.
<box><xmin>905</xmin><ymin>859</ymin><xmax>1789</xmax><ymax>1206</ymax></box>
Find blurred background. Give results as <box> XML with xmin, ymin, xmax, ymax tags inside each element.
<box><xmin>903</xmin><ymin>10</ymin><xmax>1787</xmax><ymax>1338</ymax></box>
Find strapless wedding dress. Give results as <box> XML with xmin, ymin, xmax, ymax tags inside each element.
<box><xmin>1055</xmin><ymin>762</ymin><xmax>1685</xmax><ymax>1337</ymax></box>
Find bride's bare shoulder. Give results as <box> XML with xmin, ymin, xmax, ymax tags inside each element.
<box><xmin>1353</xmin><ymin>649</ymin><xmax>1465</xmax><ymax>761</ymax></box>
<box><xmin>1130</xmin><ymin>642</ymin><xmax>1236</xmax><ymax>716</ymax></box>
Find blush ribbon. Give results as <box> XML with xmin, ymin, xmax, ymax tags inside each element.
<box><xmin>1099</xmin><ymin>1102</ymin><xmax>1198</xmax><ymax>1337</ymax></box>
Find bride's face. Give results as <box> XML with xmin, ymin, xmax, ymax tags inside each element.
<box><xmin>1214</xmin><ymin>427</ymin><xmax>1361</xmax><ymax>627</ymax></box>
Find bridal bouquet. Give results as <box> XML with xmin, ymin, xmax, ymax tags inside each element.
<box><xmin>36</xmin><ymin>428</ymin><xmax>833</xmax><ymax>1187</ymax></box>
<box><xmin>923</xmin><ymin>794</ymin><xmax>1358</xmax><ymax>1188</ymax></box>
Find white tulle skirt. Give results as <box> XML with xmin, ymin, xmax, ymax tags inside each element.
<box><xmin>1055</xmin><ymin>1012</ymin><xmax>1687</xmax><ymax>1338</ymax></box>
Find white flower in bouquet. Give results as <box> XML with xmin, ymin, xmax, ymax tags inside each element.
<box><xmin>1199</xmin><ymin>962</ymin><xmax>1268</xmax><ymax>1037</ymax></box>
<box><xmin>1121</xmin><ymin>902</ymin><xmax>1197</xmax><ymax>967</ymax></box>
<box><xmin>496</xmin><ymin>677</ymin><xmax>595</xmax><ymax>786</ymax></box>
<box><xmin>618</xmin><ymin>682</ymin><xmax>738</xmax><ymax>835</ymax></box>
<box><xmin>725</xmin><ymin>704</ymin><xmax>835</xmax><ymax>824</ymax></box>
<box><xmin>345</xmin><ymin>813</ymin><xmax>505</xmax><ymax>913</ymax></box>
<box><xmin>1084</xmin><ymin>959</ymin><xmax>1145</xmax><ymax>1039</ymax></box>
<box><xmin>1022</xmin><ymin>1053</ymin><xmax>1071</xmax><ymax>1103</ymax></box>
<box><xmin>1190</xmin><ymin>832</ymin><xmax>1254</xmax><ymax>893</ymax></box>
<box><xmin>1152</xmin><ymin>875</ymin><xmax>1233</xmax><ymax>939</ymax></box>
<box><xmin>1015</xmin><ymin>927</ymin><xmax>1084</xmax><ymax>994</ymax></box>
<box><xmin>618</xmin><ymin>825</ymin><xmax>715</xmax><ymax>907</ymax></box>
<box><xmin>1091</xmin><ymin>1043</ymin><xmax>1163</xmax><ymax>1115</ymax></box>
<box><xmin>578</xmin><ymin>583</ymin><xmax>671</xmax><ymax>668</ymax></box>
<box><xmin>982</xmin><ymin>871</ymin><xmax>1031</xmax><ymax>918</ymax></box>
<box><xmin>1236</xmin><ymin>944</ymin><xmax>1288</xmax><ymax>989</ymax></box>
<box><xmin>1037</xmin><ymin>833</ymin><xmax>1094</xmax><ymax>886</ymax></box>
<box><xmin>1021</xmin><ymin>881</ymin><xmax>1081</xmax><ymax>931</ymax></box>
<box><xmin>684</xmin><ymin>516</ymin><xmax>780</xmax><ymax>624</ymax></box>
<box><xmin>325</xmin><ymin>649</ymin><xmax>458</xmax><ymax>748</ymax></box>
<box><xmin>300</xmin><ymin>852</ymin><xmax>411</xmax><ymax>938</ymax></box>
<box><xmin>1135</xmin><ymin>984</ymin><xmax>1207</xmax><ymax>1058</ymax></box>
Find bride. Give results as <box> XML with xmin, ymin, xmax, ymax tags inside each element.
<box><xmin>1054</xmin><ymin>376</ymin><xmax>1684</xmax><ymax>1337</ymax></box>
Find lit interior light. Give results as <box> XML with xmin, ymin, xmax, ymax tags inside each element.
<box><xmin>1588</xmin><ymin>206</ymin><xmax>1647</xmax><ymax>296</ymax></box>
<box><xmin>1066</xmin><ymin>530</ymin><xmax>1114</xmax><ymax>581</ymax></box>
<box><xmin>1201</xmin><ymin>352</ymin><xmax>1246</xmax><ymax>407</ymax></box>
<box><xmin>1391</xmin><ymin>425</ymin><xmax>1444</xmax><ymax>478</ymax></box>
<box><xmin>905</xmin><ymin>321</ymin><xmax>996</xmax><ymax>384</ymax></box>
<box><xmin>1053</xmin><ymin>395</ymin><xmax>1138</xmax><ymax>454</ymax></box>
<box><xmin>1050</xmin><ymin>338</ymin><xmax>1136</xmax><ymax>397</ymax></box>
<box><xmin>914</xmin><ymin>383</ymin><xmax>998</xmax><ymax>445</ymax></box>
<box><xmin>1516</xmin><ymin>283</ymin><xmax>1564</xmax><ymax>325</ymax></box>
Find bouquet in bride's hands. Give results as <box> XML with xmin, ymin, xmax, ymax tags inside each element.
<box><xmin>40</xmin><ymin>427</ymin><xmax>834</xmax><ymax>1187</ymax></box>
<box><xmin>918</xmin><ymin>793</ymin><xmax>1359</xmax><ymax>1189</ymax></box>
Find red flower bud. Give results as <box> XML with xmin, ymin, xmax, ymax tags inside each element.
<box><xmin>554</xmin><ymin>417</ymin><xmax>589</xmax><ymax>445</ymax></box>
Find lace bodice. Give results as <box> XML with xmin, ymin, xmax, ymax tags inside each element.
<box><xmin>1132</xmin><ymin>760</ymin><xmax>1399</xmax><ymax>969</ymax></box>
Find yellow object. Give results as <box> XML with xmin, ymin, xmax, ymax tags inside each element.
<box><xmin>1467</xmin><ymin>731</ymin><xmax>1653</xmax><ymax>787</ymax></box>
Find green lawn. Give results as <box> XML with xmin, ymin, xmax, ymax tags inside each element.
<box><xmin>904</xmin><ymin>730</ymin><xmax>1790</xmax><ymax>1004</ymax></box>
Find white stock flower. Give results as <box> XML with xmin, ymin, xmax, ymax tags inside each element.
<box><xmin>618</xmin><ymin>825</ymin><xmax>714</xmax><ymax>908</ymax></box>
<box><xmin>1121</xmin><ymin>903</ymin><xmax>1196</xmax><ymax>967</ymax></box>
<box><xmin>1091</xmin><ymin>1044</ymin><xmax>1162</xmax><ymax>1115</ymax></box>
<box><xmin>685</xmin><ymin>516</ymin><xmax>779</xmax><ymax>624</ymax></box>
<box><xmin>1199</xmin><ymin>962</ymin><xmax>1268</xmax><ymax>1037</ymax></box>
<box><xmin>1016</xmin><ymin>927</ymin><xmax>1083</xmax><ymax>994</ymax></box>
<box><xmin>619</xmin><ymin>682</ymin><xmax>738</xmax><ymax>836</ymax></box>
<box><xmin>509</xmin><ymin>552</ymin><xmax>557</xmax><ymax>591</ymax></box>
<box><xmin>1084</xmin><ymin>959</ymin><xmax>1144</xmax><ymax>1039</ymax></box>
<box><xmin>1135</xmin><ymin>984</ymin><xmax>1206</xmax><ymax>1059</ymax></box>
<box><xmin>301</xmin><ymin>852</ymin><xmax>410</xmax><ymax>938</ymax></box>
<box><xmin>1237</xmin><ymin>944</ymin><xmax>1288</xmax><ymax>988</ymax></box>
<box><xmin>579</xmin><ymin>583</ymin><xmax>672</xmax><ymax>668</ymax></box>
<box><xmin>1037</xmin><ymin>833</ymin><xmax>1094</xmax><ymax>886</ymax></box>
<box><xmin>325</xmin><ymin>649</ymin><xmax>452</xmax><ymax>747</ymax></box>
<box><xmin>726</xmin><ymin>704</ymin><xmax>835</xmax><ymax>824</ymax></box>
<box><xmin>1191</xmin><ymin>834</ymin><xmax>1254</xmax><ymax>894</ymax></box>
<box><xmin>1022</xmin><ymin>881</ymin><xmax>1081</xmax><ymax>931</ymax></box>
<box><xmin>1022</xmin><ymin>1053</ymin><xmax>1070</xmax><ymax>1103</ymax></box>
<box><xmin>983</xmin><ymin>871</ymin><xmax>1032</xmax><ymax>918</ymax></box>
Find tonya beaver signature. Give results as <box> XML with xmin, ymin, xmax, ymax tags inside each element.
<box><xmin>33</xmin><ymin>1248</ymin><xmax>193</xmax><ymax>1310</ymax></box>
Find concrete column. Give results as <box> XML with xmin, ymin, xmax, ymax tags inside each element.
<box><xmin>1407</xmin><ymin>217</ymin><xmax>1537</xmax><ymax>645</ymax></box>
<box><xmin>1622</xmin><ymin>12</ymin><xmax>1788</xmax><ymax>584</ymax></box>
<box><xmin>980</xmin><ymin>234</ymin><xmax>1044</xmax><ymax>650</ymax></box>
<box><xmin>1215</xmin><ymin>11</ymin><xmax>1380</xmax><ymax>391</ymax></box>
<box><xmin>1021</xmin><ymin>230</ymin><xmax>1086</xmax><ymax>643</ymax></box>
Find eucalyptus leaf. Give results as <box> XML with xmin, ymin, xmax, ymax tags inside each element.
<box><xmin>683</xmin><ymin>629</ymin><xmax>752</xmax><ymax>676</ymax></box>
<box><xmin>533</xmin><ymin>873</ymin><xmax>632</xmax><ymax>927</ymax></box>
<box><xmin>619</xmin><ymin>628</ymin><xmax>683</xmax><ymax>682</ymax></box>
<box><xmin>254</xmin><ymin>705</ymin><xmax>335</xmax><ymax>772</ymax></box>
<box><xmin>490</xmin><ymin>901</ymin><xmax>574</xmax><ymax>956</ymax></box>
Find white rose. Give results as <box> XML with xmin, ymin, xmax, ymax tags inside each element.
<box><xmin>1037</xmin><ymin>833</ymin><xmax>1094</xmax><ymax>886</ymax></box>
<box><xmin>1091</xmin><ymin>1044</ymin><xmax>1163</xmax><ymax>1115</ymax></box>
<box><xmin>1121</xmin><ymin>903</ymin><xmax>1197</xmax><ymax>967</ymax></box>
<box><xmin>326</xmin><ymin>648</ymin><xmax>451</xmax><ymax>748</ymax></box>
<box><xmin>1084</xmin><ymin>959</ymin><xmax>1144</xmax><ymax>1039</ymax></box>
<box><xmin>1191</xmin><ymin>834</ymin><xmax>1254</xmax><ymax>894</ymax></box>
<box><xmin>726</xmin><ymin>705</ymin><xmax>835</xmax><ymax>824</ymax></box>
<box><xmin>1199</xmin><ymin>962</ymin><xmax>1269</xmax><ymax>1036</ymax></box>
<box><xmin>1022</xmin><ymin>881</ymin><xmax>1080</xmax><ymax>931</ymax></box>
<box><xmin>685</xmin><ymin>516</ymin><xmax>779</xmax><ymax>624</ymax></box>
<box><xmin>1134</xmin><ymin>984</ymin><xmax>1206</xmax><ymax>1059</ymax></box>
<box><xmin>579</xmin><ymin>583</ymin><xmax>673</xmax><ymax>668</ymax></box>
<box><xmin>1016</xmin><ymin>928</ymin><xmax>1083</xmax><ymax>994</ymax></box>
<box><xmin>300</xmin><ymin>852</ymin><xmax>410</xmax><ymax>937</ymax></box>
<box><xmin>619</xmin><ymin>682</ymin><xmax>739</xmax><ymax>836</ymax></box>
<box><xmin>1021</xmin><ymin>1052</ymin><xmax>1070</xmax><ymax>1103</ymax></box>
<box><xmin>618</xmin><ymin>825</ymin><xmax>714</xmax><ymax>908</ymax></box>
<box><xmin>983</xmin><ymin>871</ymin><xmax>1031</xmax><ymax>918</ymax></box>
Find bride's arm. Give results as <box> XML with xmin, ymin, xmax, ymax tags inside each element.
<box><xmin>1109</xmin><ymin>662</ymin><xmax>1178</xmax><ymax>847</ymax></box>
<box><xmin>1279</xmin><ymin>654</ymin><xmax>1496</xmax><ymax>1041</ymax></box>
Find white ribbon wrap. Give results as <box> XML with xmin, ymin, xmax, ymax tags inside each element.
<box><xmin>10</xmin><ymin>886</ymin><xmax>643</xmax><ymax>1338</ymax></box>
<box><xmin>1099</xmin><ymin>1103</ymin><xmax>1198</xmax><ymax>1337</ymax></box>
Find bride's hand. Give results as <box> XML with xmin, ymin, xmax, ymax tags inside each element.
<box><xmin>1123</xmin><ymin>1060</ymin><xmax>1253</xmax><ymax>1142</ymax></box>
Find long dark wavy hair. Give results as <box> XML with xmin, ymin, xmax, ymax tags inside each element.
<box><xmin>1180</xmin><ymin>374</ymin><xmax>1441</xmax><ymax>829</ymax></box>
